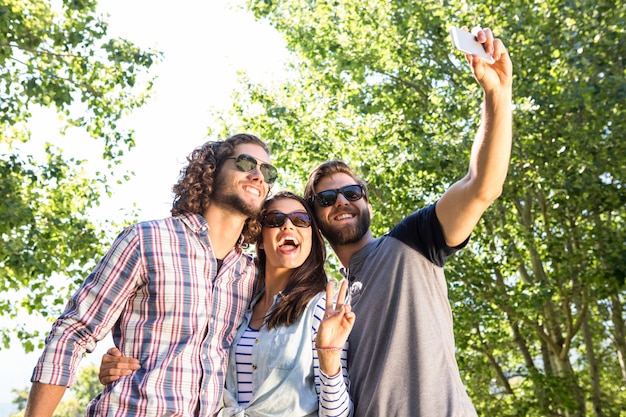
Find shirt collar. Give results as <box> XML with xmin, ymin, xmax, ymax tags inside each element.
<box><xmin>176</xmin><ymin>211</ymin><xmax>208</xmax><ymax>234</ymax></box>
<box><xmin>176</xmin><ymin>211</ymin><xmax>245</xmax><ymax>246</ymax></box>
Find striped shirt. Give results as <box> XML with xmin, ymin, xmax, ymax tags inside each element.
<box><xmin>233</xmin><ymin>326</ymin><xmax>258</xmax><ymax>404</ymax></box>
<box><xmin>30</xmin><ymin>212</ymin><xmax>257</xmax><ymax>416</ymax></box>
<box><xmin>221</xmin><ymin>291</ymin><xmax>352</xmax><ymax>417</ymax></box>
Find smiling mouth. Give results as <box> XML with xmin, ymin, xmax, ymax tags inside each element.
<box><xmin>334</xmin><ymin>212</ymin><xmax>354</xmax><ymax>221</ymax></box>
<box><xmin>243</xmin><ymin>185</ymin><xmax>261</xmax><ymax>197</ymax></box>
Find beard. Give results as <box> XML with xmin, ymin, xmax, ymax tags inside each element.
<box><xmin>318</xmin><ymin>207</ymin><xmax>370</xmax><ymax>246</ymax></box>
<box><xmin>211</xmin><ymin>175</ymin><xmax>264</xmax><ymax>218</ymax></box>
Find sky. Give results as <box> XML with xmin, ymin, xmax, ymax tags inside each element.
<box><xmin>0</xmin><ymin>0</ymin><xmax>288</xmax><ymax>407</ymax></box>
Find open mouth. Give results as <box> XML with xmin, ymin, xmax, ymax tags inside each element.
<box><xmin>278</xmin><ymin>237</ymin><xmax>300</xmax><ymax>249</ymax></box>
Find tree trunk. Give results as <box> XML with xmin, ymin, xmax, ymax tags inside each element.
<box><xmin>510</xmin><ymin>320</ymin><xmax>552</xmax><ymax>414</ymax></box>
<box><xmin>582</xmin><ymin>315</ymin><xmax>605</xmax><ymax>417</ymax></box>
<box><xmin>610</xmin><ymin>294</ymin><xmax>626</xmax><ymax>383</ymax></box>
<box><xmin>552</xmin><ymin>355</ymin><xmax>586</xmax><ymax>417</ymax></box>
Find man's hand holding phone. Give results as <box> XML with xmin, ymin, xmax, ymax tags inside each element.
<box><xmin>449</xmin><ymin>25</ymin><xmax>512</xmax><ymax>95</ymax></box>
<box><xmin>449</xmin><ymin>26</ymin><xmax>495</xmax><ymax>64</ymax></box>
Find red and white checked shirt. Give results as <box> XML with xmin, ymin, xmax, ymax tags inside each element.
<box><xmin>31</xmin><ymin>212</ymin><xmax>258</xmax><ymax>416</ymax></box>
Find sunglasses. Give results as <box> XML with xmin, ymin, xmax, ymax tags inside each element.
<box><xmin>226</xmin><ymin>154</ymin><xmax>279</xmax><ymax>184</ymax></box>
<box><xmin>311</xmin><ymin>184</ymin><xmax>365</xmax><ymax>207</ymax></box>
<box><xmin>262</xmin><ymin>211</ymin><xmax>312</xmax><ymax>228</ymax></box>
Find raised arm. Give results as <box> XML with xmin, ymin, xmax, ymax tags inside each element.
<box><xmin>436</xmin><ymin>26</ymin><xmax>513</xmax><ymax>247</ymax></box>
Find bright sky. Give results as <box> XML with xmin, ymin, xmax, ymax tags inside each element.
<box><xmin>0</xmin><ymin>0</ymin><xmax>288</xmax><ymax>407</ymax></box>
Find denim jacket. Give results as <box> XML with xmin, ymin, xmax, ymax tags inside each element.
<box><xmin>219</xmin><ymin>291</ymin><xmax>352</xmax><ymax>417</ymax></box>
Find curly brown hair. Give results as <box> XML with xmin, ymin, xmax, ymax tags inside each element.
<box><xmin>171</xmin><ymin>133</ymin><xmax>270</xmax><ymax>245</ymax></box>
<box><xmin>256</xmin><ymin>191</ymin><xmax>328</xmax><ymax>329</ymax></box>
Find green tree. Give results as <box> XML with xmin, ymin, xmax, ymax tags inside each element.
<box><xmin>10</xmin><ymin>386</ymin><xmax>29</xmax><ymax>414</ymax></box>
<box><xmin>1</xmin><ymin>0</ymin><xmax>160</xmax><ymax>351</ymax></box>
<box><xmin>212</xmin><ymin>0</ymin><xmax>626</xmax><ymax>415</ymax></box>
<box><xmin>69</xmin><ymin>364</ymin><xmax>101</xmax><ymax>409</ymax></box>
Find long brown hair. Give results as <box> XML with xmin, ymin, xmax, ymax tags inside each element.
<box><xmin>171</xmin><ymin>133</ymin><xmax>270</xmax><ymax>245</ymax></box>
<box><xmin>257</xmin><ymin>191</ymin><xmax>328</xmax><ymax>329</ymax></box>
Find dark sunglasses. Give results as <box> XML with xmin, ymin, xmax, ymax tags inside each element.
<box><xmin>311</xmin><ymin>184</ymin><xmax>365</xmax><ymax>207</ymax></box>
<box><xmin>262</xmin><ymin>211</ymin><xmax>312</xmax><ymax>228</ymax></box>
<box><xmin>226</xmin><ymin>154</ymin><xmax>278</xmax><ymax>184</ymax></box>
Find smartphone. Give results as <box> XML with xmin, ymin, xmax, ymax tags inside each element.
<box><xmin>449</xmin><ymin>26</ymin><xmax>495</xmax><ymax>64</ymax></box>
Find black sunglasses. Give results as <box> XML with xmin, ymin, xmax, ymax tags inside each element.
<box><xmin>263</xmin><ymin>211</ymin><xmax>312</xmax><ymax>228</ymax></box>
<box><xmin>311</xmin><ymin>184</ymin><xmax>365</xmax><ymax>207</ymax></box>
<box><xmin>226</xmin><ymin>154</ymin><xmax>279</xmax><ymax>184</ymax></box>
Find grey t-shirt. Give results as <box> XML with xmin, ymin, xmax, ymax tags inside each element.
<box><xmin>346</xmin><ymin>203</ymin><xmax>477</xmax><ymax>417</ymax></box>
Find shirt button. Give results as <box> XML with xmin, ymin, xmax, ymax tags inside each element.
<box><xmin>252</xmin><ymin>364</ymin><xmax>257</xmax><ymax>370</ymax></box>
<box><xmin>255</xmin><ymin>339</ymin><xmax>259</xmax><ymax>344</ymax></box>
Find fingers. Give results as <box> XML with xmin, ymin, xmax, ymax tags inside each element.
<box><xmin>471</xmin><ymin>26</ymin><xmax>494</xmax><ymax>54</ymax></box>
<box><xmin>325</xmin><ymin>282</ymin><xmax>334</xmax><ymax>312</ymax></box>
<box><xmin>336</xmin><ymin>279</ymin><xmax>349</xmax><ymax>307</ymax></box>
<box><xmin>327</xmin><ymin>304</ymin><xmax>355</xmax><ymax>328</ymax></box>
<box><xmin>99</xmin><ymin>348</ymin><xmax>141</xmax><ymax>385</ymax></box>
<box><xmin>99</xmin><ymin>375</ymin><xmax>120</xmax><ymax>385</ymax></box>
<box><xmin>461</xmin><ymin>24</ymin><xmax>512</xmax><ymax>89</ymax></box>
<box><xmin>472</xmin><ymin>26</ymin><xmax>509</xmax><ymax>63</ymax></box>
<box><xmin>325</xmin><ymin>279</ymin><xmax>349</xmax><ymax>312</ymax></box>
<box><xmin>99</xmin><ymin>361</ymin><xmax>121</xmax><ymax>385</ymax></box>
<box><xmin>491</xmin><ymin>38</ymin><xmax>506</xmax><ymax>62</ymax></box>
<box><xmin>102</xmin><ymin>356</ymin><xmax>141</xmax><ymax>368</ymax></box>
<box><xmin>99</xmin><ymin>367</ymin><xmax>136</xmax><ymax>384</ymax></box>
<box><xmin>339</xmin><ymin>305</ymin><xmax>356</xmax><ymax>326</ymax></box>
<box><xmin>106</xmin><ymin>347</ymin><xmax>123</xmax><ymax>356</ymax></box>
<box><xmin>99</xmin><ymin>365</ymin><xmax>131</xmax><ymax>384</ymax></box>
<box><xmin>102</xmin><ymin>353</ymin><xmax>140</xmax><ymax>368</ymax></box>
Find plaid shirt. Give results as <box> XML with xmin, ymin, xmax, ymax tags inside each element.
<box><xmin>31</xmin><ymin>212</ymin><xmax>257</xmax><ymax>416</ymax></box>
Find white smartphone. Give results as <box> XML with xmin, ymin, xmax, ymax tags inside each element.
<box><xmin>449</xmin><ymin>26</ymin><xmax>495</xmax><ymax>64</ymax></box>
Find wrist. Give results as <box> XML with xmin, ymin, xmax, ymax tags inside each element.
<box><xmin>318</xmin><ymin>355</ymin><xmax>341</xmax><ymax>377</ymax></box>
<box><xmin>319</xmin><ymin>364</ymin><xmax>342</xmax><ymax>378</ymax></box>
<box><xmin>315</xmin><ymin>345</ymin><xmax>343</xmax><ymax>351</ymax></box>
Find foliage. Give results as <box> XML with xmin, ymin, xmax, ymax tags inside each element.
<box><xmin>211</xmin><ymin>0</ymin><xmax>626</xmax><ymax>415</ymax></box>
<box><xmin>10</xmin><ymin>386</ymin><xmax>29</xmax><ymax>413</ymax></box>
<box><xmin>0</xmin><ymin>0</ymin><xmax>160</xmax><ymax>351</ymax></box>
<box><xmin>69</xmin><ymin>364</ymin><xmax>102</xmax><ymax>408</ymax></box>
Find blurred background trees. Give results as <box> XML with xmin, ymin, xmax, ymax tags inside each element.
<box><xmin>0</xmin><ymin>0</ymin><xmax>159</xmax><ymax>350</ymax></box>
